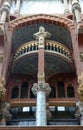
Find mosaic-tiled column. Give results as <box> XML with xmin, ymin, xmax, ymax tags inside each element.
<box><xmin>14</xmin><ymin>0</ymin><xmax>21</xmax><ymax>14</ymax></box>
<box><xmin>32</xmin><ymin>82</ymin><xmax>51</xmax><ymax>126</ymax></box>
<box><xmin>72</xmin><ymin>0</ymin><xmax>81</xmax><ymax>22</ymax></box>
<box><xmin>32</xmin><ymin>26</ymin><xmax>51</xmax><ymax>126</ymax></box>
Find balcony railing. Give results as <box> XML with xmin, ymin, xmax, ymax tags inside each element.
<box><xmin>13</xmin><ymin>40</ymin><xmax>73</xmax><ymax>62</ymax></box>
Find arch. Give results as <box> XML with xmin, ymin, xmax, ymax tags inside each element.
<box><xmin>11</xmin><ymin>86</ymin><xmax>19</xmax><ymax>99</ymax></box>
<box><xmin>21</xmin><ymin>82</ymin><xmax>28</xmax><ymax>98</ymax></box>
<box><xmin>9</xmin><ymin>14</ymin><xmax>75</xmax><ymax>32</ymax></box>
<box><xmin>67</xmin><ymin>85</ymin><xmax>75</xmax><ymax>98</ymax></box>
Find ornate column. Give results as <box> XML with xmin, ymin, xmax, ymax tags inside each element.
<box><xmin>72</xmin><ymin>0</ymin><xmax>81</xmax><ymax>22</ymax></box>
<box><xmin>63</xmin><ymin>0</ymin><xmax>69</xmax><ymax>13</ymax></box>
<box><xmin>14</xmin><ymin>0</ymin><xmax>21</xmax><ymax>14</ymax></box>
<box><xmin>32</xmin><ymin>26</ymin><xmax>51</xmax><ymax>126</ymax></box>
<box><xmin>33</xmin><ymin>26</ymin><xmax>51</xmax><ymax>82</ymax></box>
<box><xmin>0</xmin><ymin>1</ymin><xmax>10</xmax><ymax>23</ymax></box>
<box><xmin>32</xmin><ymin>82</ymin><xmax>51</xmax><ymax>126</ymax></box>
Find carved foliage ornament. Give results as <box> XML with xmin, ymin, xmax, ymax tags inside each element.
<box><xmin>80</xmin><ymin>52</ymin><xmax>83</xmax><ymax>61</ymax></box>
<box><xmin>32</xmin><ymin>81</ymin><xmax>51</xmax><ymax>96</ymax></box>
<box><xmin>77</xmin><ymin>73</ymin><xmax>83</xmax><ymax>97</ymax></box>
<box><xmin>0</xmin><ymin>77</ymin><xmax>6</xmax><ymax>97</ymax></box>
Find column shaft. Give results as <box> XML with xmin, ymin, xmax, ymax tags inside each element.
<box><xmin>14</xmin><ymin>0</ymin><xmax>21</xmax><ymax>14</ymax></box>
<box><xmin>36</xmin><ymin>91</ymin><xmax>46</xmax><ymax>126</ymax></box>
<box><xmin>63</xmin><ymin>0</ymin><xmax>69</xmax><ymax>13</ymax></box>
<box><xmin>0</xmin><ymin>1</ymin><xmax>10</xmax><ymax>23</ymax></box>
<box><xmin>0</xmin><ymin>11</ymin><xmax>7</xmax><ymax>23</ymax></box>
<box><xmin>75</xmin><ymin>9</ymin><xmax>81</xmax><ymax>22</ymax></box>
<box><xmin>72</xmin><ymin>0</ymin><xmax>81</xmax><ymax>22</ymax></box>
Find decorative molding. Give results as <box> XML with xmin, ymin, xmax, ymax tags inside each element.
<box><xmin>10</xmin><ymin>99</ymin><xmax>76</xmax><ymax>107</ymax></box>
<box><xmin>0</xmin><ymin>126</ymin><xmax>83</xmax><ymax>130</ymax></box>
<box><xmin>77</xmin><ymin>73</ymin><xmax>83</xmax><ymax>101</ymax></box>
<box><xmin>0</xmin><ymin>77</ymin><xmax>6</xmax><ymax>99</ymax></box>
<box><xmin>80</xmin><ymin>52</ymin><xmax>83</xmax><ymax>61</ymax></box>
<box><xmin>32</xmin><ymin>81</ymin><xmax>51</xmax><ymax>96</ymax></box>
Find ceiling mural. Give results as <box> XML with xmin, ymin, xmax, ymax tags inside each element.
<box><xmin>12</xmin><ymin>22</ymin><xmax>72</xmax><ymax>53</ymax></box>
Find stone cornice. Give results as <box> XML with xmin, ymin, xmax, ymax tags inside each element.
<box><xmin>0</xmin><ymin>126</ymin><xmax>83</xmax><ymax>130</ymax></box>
<box><xmin>10</xmin><ymin>99</ymin><xmax>76</xmax><ymax>107</ymax></box>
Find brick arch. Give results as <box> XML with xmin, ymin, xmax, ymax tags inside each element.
<box><xmin>9</xmin><ymin>14</ymin><xmax>75</xmax><ymax>32</ymax></box>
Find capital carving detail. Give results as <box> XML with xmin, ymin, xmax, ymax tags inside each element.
<box><xmin>0</xmin><ymin>77</ymin><xmax>6</xmax><ymax>97</ymax></box>
<box><xmin>1</xmin><ymin>2</ymin><xmax>10</xmax><ymax>14</ymax></box>
<box><xmin>32</xmin><ymin>81</ymin><xmax>51</xmax><ymax>96</ymax></box>
<box><xmin>77</xmin><ymin>73</ymin><xmax>83</xmax><ymax>100</ymax></box>
<box><xmin>1</xmin><ymin>102</ymin><xmax>12</xmax><ymax>121</ymax></box>
<box><xmin>72</xmin><ymin>0</ymin><xmax>81</xmax><ymax>13</ymax></box>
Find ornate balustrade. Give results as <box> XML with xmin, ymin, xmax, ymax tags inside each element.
<box><xmin>13</xmin><ymin>40</ymin><xmax>73</xmax><ymax>62</ymax></box>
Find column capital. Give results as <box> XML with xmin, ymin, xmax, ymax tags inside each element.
<box><xmin>72</xmin><ymin>0</ymin><xmax>81</xmax><ymax>13</ymax></box>
<box><xmin>1</xmin><ymin>102</ymin><xmax>12</xmax><ymax>122</ymax></box>
<box><xmin>1</xmin><ymin>1</ymin><xmax>10</xmax><ymax>14</ymax></box>
<box><xmin>32</xmin><ymin>81</ymin><xmax>51</xmax><ymax>96</ymax></box>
